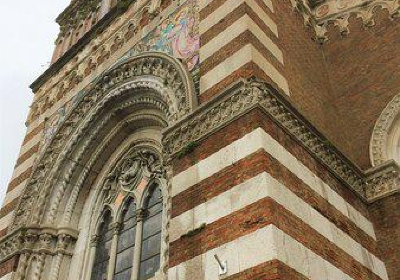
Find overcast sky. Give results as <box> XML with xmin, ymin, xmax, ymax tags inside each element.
<box><xmin>0</xmin><ymin>0</ymin><xmax>70</xmax><ymax>204</ymax></box>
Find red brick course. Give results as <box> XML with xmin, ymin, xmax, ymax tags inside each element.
<box><xmin>14</xmin><ymin>143</ymin><xmax>39</xmax><ymax>168</ymax></box>
<box><xmin>199</xmin><ymin>62</ymin><xmax>279</xmax><ymax>103</ymax></box>
<box><xmin>170</xmin><ymin>197</ymin><xmax>382</xmax><ymax>280</ymax></box>
<box><xmin>0</xmin><ymin>228</ymin><xmax>8</xmax><ymax>239</ymax></box>
<box><xmin>172</xmin><ymin>149</ymin><xmax>378</xmax><ymax>257</ymax></box>
<box><xmin>7</xmin><ymin>167</ymin><xmax>32</xmax><ymax>193</ymax></box>
<box><xmin>171</xmin><ymin>108</ymin><xmax>370</xmax><ymax>218</ymax></box>
<box><xmin>200</xmin><ymin>30</ymin><xmax>282</xmax><ymax>79</ymax></box>
<box><xmin>223</xmin><ymin>260</ymin><xmax>309</xmax><ymax>280</ymax></box>
<box><xmin>369</xmin><ymin>193</ymin><xmax>400</xmax><ymax>280</ymax></box>
<box><xmin>0</xmin><ymin>198</ymin><xmax>19</xmax><ymax>220</ymax></box>
<box><xmin>22</xmin><ymin>122</ymin><xmax>44</xmax><ymax>145</ymax></box>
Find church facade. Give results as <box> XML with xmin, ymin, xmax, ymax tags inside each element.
<box><xmin>0</xmin><ymin>0</ymin><xmax>399</xmax><ymax>279</ymax></box>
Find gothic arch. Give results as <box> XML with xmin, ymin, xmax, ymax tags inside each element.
<box><xmin>370</xmin><ymin>93</ymin><xmax>400</xmax><ymax>166</ymax></box>
<box><xmin>9</xmin><ymin>52</ymin><xmax>194</xmax><ymax>280</ymax></box>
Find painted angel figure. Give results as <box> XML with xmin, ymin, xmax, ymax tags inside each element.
<box><xmin>168</xmin><ymin>7</ymin><xmax>200</xmax><ymax>70</ymax></box>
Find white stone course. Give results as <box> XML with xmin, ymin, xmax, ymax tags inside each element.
<box><xmin>170</xmin><ymin>172</ymin><xmax>387</xmax><ymax>279</ymax></box>
<box><xmin>0</xmin><ymin>212</ymin><xmax>14</xmax><ymax>231</ymax></box>
<box><xmin>199</xmin><ymin>0</ymin><xmax>277</xmax><ymax>36</ymax></box>
<box><xmin>200</xmin><ymin>44</ymin><xmax>289</xmax><ymax>95</ymax></box>
<box><xmin>200</xmin><ymin>15</ymin><xmax>283</xmax><ymax>63</ymax></box>
<box><xmin>172</xmin><ymin>128</ymin><xmax>376</xmax><ymax>239</ymax></box>
<box><xmin>168</xmin><ymin>225</ymin><xmax>360</xmax><ymax>280</ymax></box>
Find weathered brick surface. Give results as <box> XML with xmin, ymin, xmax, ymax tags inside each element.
<box><xmin>223</xmin><ymin>260</ymin><xmax>309</xmax><ymax>280</ymax></box>
<box><xmin>322</xmin><ymin>10</ymin><xmax>400</xmax><ymax>169</ymax></box>
<box><xmin>14</xmin><ymin>143</ymin><xmax>39</xmax><ymax>168</ymax></box>
<box><xmin>170</xmin><ymin>197</ymin><xmax>382</xmax><ymax>280</ymax></box>
<box><xmin>269</xmin><ymin>1</ymin><xmax>400</xmax><ymax>169</ymax></box>
<box><xmin>172</xmin><ymin>108</ymin><xmax>370</xmax><ymax>218</ymax></box>
<box><xmin>369</xmin><ymin>193</ymin><xmax>400</xmax><ymax>280</ymax></box>
<box><xmin>22</xmin><ymin>122</ymin><xmax>44</xmax><ymax>145</ymax></box>
<box><xmin>269</xmin><ymin>0</ymin><xmax>338</xmax><ymax>151</ymax></box>
<box><xmin>0</xmin><ymin>198</ymin><xmax>18</xmax><ymax>220</ymax></box>
<box><xmin>6</xmin><ymin>167</ymin><xmax>32</xmax><ymax>193</ymax></box>
<box><xmin>172</xmin><ymin>150</ymin><xmax>379</xmax><ymax>256</ymax></box>
<box><xmin>0</xmin><ymin>228</ymin><xmax>8</xmax><ymax>239</ymax></box>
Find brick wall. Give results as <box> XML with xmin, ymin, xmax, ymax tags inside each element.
<box><xmin>369</xmin><ymin>193</ymin><xmax>400</xmax><ymax>280</ymax></box>
<box><xmin>322</xmin><ymin>9</ymin><xmax>400</xmax><ymax>169</ymax></box>
<box><xmin>272</xmin><ymin>0</ymin><xmax>338</xmax><ymax>144</ymax></box>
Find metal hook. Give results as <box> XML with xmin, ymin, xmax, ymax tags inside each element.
<box><xmin>214</xmin><ymin>254</ymin><xmax>227</xmax><ymax>276</ymax></box>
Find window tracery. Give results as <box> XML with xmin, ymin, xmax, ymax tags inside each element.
<box><xmin>89</xmin><ymin>150</ymin><xmax>165</xmax><ymax>280</ymax></box>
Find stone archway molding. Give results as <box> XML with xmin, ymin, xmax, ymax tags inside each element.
<box><xmin>10</xmin><ymin>51</ymin><xmax>196</xmax><ymax>232</ymax></box>
<box><xmin>370</xmin><ymin>93</ymin><xmax>400</xmax><ymax>167</ymax></box>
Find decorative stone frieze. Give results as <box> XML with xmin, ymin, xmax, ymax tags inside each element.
<box><xmin>163</xmin><ymin>78</ymin><xmax>366</xmax><ymax>197</ymax></box>
<box><xmin>0</xmin><ymin>226</ymin><xmax>78</xmax><ymax>266</ymax></box>
<box><xmin>365</xmin><ymin>160</ymin><xmax>400</xmax><ymax>202</ymax></box>
<box><xmin>291</xmin><ymin>0</ymin><xmax>400</xmax><ymax>42</ymax></box>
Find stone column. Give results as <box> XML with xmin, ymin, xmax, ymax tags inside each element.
<box><xmin>107</xmin><ymin>223</ymin><xmax>121</xmax><ymax>280</ymax></box>
<box><xmin>85</xmin><ymin>236</ymin><xmax>99</xmax><ymax>280</ymax></box>
<box><xmin>14</xmin><ymin>253</ymin><xmax>30</xmax><ymax>280</ymax></box>
<box><xmin>130</xmin><ymin>209</ymin><xmax>146</xmax><ymax>280</ymax></box>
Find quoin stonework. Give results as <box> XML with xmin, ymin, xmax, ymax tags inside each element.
<box><xmin>0</xmin><ymin>0</ymin><xmax>399</xmax><ymax>279</ymax></box>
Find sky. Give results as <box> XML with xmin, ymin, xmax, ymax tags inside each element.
<box><xmin>0</xmin><ymin>0</ymin><xmax>70</xmax><ymax>204</ymax></box>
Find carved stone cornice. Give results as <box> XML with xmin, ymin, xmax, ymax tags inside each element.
<box><xmin>0</xmin><ymin>226</ymin><xmax>78</xmax><ymax>265</ymax></box>
<box><xmin>292</xmin><ymin>0</ymin><xmax>399</xmax><ymax>42</ymax></box>
<box><xmin>163</xmin><ymin>78</ymin><xmax>366</xmax><ymax>197</ymax></box>
<box><xmin>365</xmin><ymin>160</ymin><xmax>400</xmax><ymax>202</ymax></box>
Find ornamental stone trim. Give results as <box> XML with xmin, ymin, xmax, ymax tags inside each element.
<box><xmin>365</xmin><ymin>160</ymin><xmax>400</xmax><ymax>202</ymax></box>
<box><xmin>163</xmin><ymin>78</ymin><xmax>366</xmax><ymax>197</ymax></box>
<box><xmin>163</xmin><ymin>77</ymin><xmax>400</xmax><ymax>202</ymax></box>
<box><xmin>10</xmin><ymin>52</ymin><xmax>195</xmax><ymax>232</ymax></box>
<box><xmin>0</xmin><ymin>226</ymin><xmax>78</xmax><ymax>265</ymax></box>
<box><xmin>291</xmin><ymin>0</ymin><xmax>400</xmax><ymax>42</ymax></box>
<box><xmin>370</xmin><ymin>93</ymin><xmax>400</xmax><ymax>166</ymax></box>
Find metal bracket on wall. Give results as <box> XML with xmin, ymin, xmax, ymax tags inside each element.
<box><xmin>214</xmin><ymin>254</ymin><xmax>227</xmax><ymax>276</ymax></box>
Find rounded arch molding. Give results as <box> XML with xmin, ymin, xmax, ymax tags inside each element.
<box><xmin>370</xmin><ymin>93</ymin><xmax>400</xmax><ymax>166</ymax></box>
<box><xmin>10</xmin><ymin>51</ymin><xmax>197</xmax><ymax>232</ymax></box>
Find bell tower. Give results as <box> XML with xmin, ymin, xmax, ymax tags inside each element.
<box><xmin>0</xmin><ymin>0</ymin><xmax>399</xmax><ymax>280</ymax></box>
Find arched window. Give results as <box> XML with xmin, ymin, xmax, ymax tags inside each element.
<box><xmin>114</xmin><ymin>198</ymin><xmax>137</xmax><ymax>280</ymax></box>
<box><xmin>90</xmin><ymin>179</ymin><xmax>164</xmax><ymax>280</ymax></box>
<box><xmin>139</xmin><ymin>184</ymin><xmax>163</xmax><ymax>280</ymax></box>
<box><xmin>91</xmin><ymin>211</ymin><xmax>113</xmax><ymax>280</ymax></box>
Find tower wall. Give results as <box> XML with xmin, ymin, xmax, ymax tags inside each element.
<box><xmin>0</xmin><ymin>0</ymin><xmax>399</xmax><ymax>280</ymax></box>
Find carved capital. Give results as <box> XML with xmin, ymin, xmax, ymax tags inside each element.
<box><xmin>90</xmin><ymin>235</ymin><xmax>99</xmax><ymax>247</ymax></box>
<box><xmin>365</xmin><ymin>160</ymin><xmax>400</xmax><ymax>202</ymax></box>
<box><xmin>136</xmin><ymin>208</ymin><xmax>148</xmax><ymax>222</ymax></box>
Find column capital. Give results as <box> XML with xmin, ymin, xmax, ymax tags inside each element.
<box><xmin>136</xmin><ymin>208</ymin><xmax>148</xmax><ymax>222</ymax></box>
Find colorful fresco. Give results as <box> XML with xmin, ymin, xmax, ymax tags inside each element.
<box><xmin>127</xmin><ymin>0</ymin><xmax>200</xmax><ymax>71</ymax></box>
<box><xmin>40</xmin><ymin>0</ymin><xmax>200</xmax><ymax>152</ymax></box>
